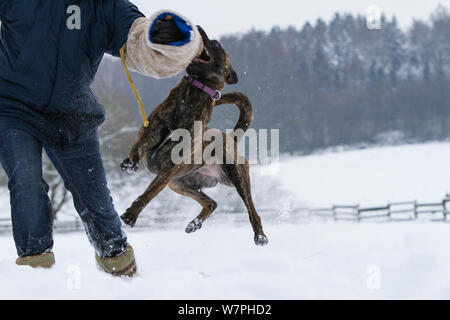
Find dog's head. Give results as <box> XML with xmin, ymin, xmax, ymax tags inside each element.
<box><xmin>187</xmin><ymin>26</ymin><xmax>238</xmax><ymax>90</ymax></box>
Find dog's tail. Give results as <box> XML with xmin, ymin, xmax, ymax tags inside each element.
<box><xmin>218</xmin><ymin>92</ymin><xmax>254</xmax><ymax>142</ymax></box>
<box><xmin>233</xmin><ymin>93</ymin><xmax>254</xmax><ymax>135</ymax></box>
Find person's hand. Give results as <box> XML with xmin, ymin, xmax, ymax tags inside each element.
<box><xmin>151</xmin><ymin>15</ymin><xmax>184</xmax><ymax>45</ymax></box>
<box><xmin>121</xmin><ymin>158</ymin><xmax>139</xmax><ymax>174</ymax></box>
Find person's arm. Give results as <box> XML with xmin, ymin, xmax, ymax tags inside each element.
<box><xmin>106</xmin><ymin>0</ymin><xmax>202</xmax><ymax>79</ymax></box>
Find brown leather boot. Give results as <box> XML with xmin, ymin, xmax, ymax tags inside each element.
<box><xmin>95</xmin><ymin>244</ymin><xmax>137</xmax><ymax>277</ymax></box>
<box><xmin>16</xmin><ymin>252</ymin><xmax>55</xmax><ymax>269</ymax></box>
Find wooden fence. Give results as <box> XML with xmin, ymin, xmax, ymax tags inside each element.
<box><xmin>0</xmin><ymin>217</ymin><xmax>85</xmax><ymax>234</ymax></box>
<box><xmin>0</xmin><ymin>207</ymin><xmax>306</xmax><ymax>235</ymax></box>
<box><xmin>1</xmin><ymin>196</ymin><xmax>449</xmax><ymax>235</ymax></box>
<box><xmin>310</xmin><ymin>195</ymin><xmax>450</xmax><ymax>222</ymax></box>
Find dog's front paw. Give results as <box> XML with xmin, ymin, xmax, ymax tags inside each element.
<box><xmin>121</xmin><ymin>210</ymin><xmax>138</xmax><ymax>228</ymax></box>
<box><xmin>254</xmin><ymin>234</ymin><xmax>269</xmax><ymax>246</ymax></box>
<box><xmin>185</xmin><ymin>218</ymin><xmax>203</xmax><ymax>234</ymax></box>
<box><xmin>121</xmin><ymin>158</ymin><xmax>139</xmax><ymax>174</ymax></box>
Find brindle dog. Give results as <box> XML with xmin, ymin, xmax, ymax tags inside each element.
<box><xmin>120</xmin><ymin>27</ymin><xmax>268</xmax><ymax>246</ymax></box>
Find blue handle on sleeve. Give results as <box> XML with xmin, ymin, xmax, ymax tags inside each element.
<box><xmin>149</xmin><ymin>12</ymin><xmax>193</xmax><ymax>47</ymax></box>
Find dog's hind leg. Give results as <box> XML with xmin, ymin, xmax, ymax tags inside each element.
<box><xmin>222</xmin><ymin>161</ymin><xmax>268</xmax><ymax>246</ymax></box>
<box><xmin>169</xmin><ymin>178</ymin><xmax>217</xmax><ymax>234</ymax></box>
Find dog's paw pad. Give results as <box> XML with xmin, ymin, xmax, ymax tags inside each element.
<box><xmin>255</xmin><ymin>235</ymin><xmax>269</xmax><ymax>246</ymax></box>
<box><xmin>121</xmin><ymin>213</ymin><xmax>137</xmax><ymax>228</ymax></box>
<box><xmin>121</xmin><ymin>159</ymin><xmax>139</xmax><ymax>174</ymax></box>
<box><xmin>185</xmin><ymin>219</ymin><xmax>203</xmax><ymax>234</ymax></box>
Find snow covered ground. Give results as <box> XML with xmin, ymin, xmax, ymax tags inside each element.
<box><xmin>0</xmin><ymin>142</ymin><xmax>450</xmax><ymax>299</ymax></box>
<box><xmin>2</xmin><ymin>222</ymin><xmax>450</xmax><ymax>299</ymax></box>
<box><xmin>275</xmin><ymin>142</ymin><xmax>450</xmax><ymax>207</ymax></box>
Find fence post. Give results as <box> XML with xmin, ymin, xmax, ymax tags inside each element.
<box><xmin>444</xmin><ymin>199</ymin><xmax>449</xmax><ymax>221</ymax></box>
<box><xmin>414</xmin><ymin>201</ymin><xmax>418</xmax><ymax>220</ymax></box>
<box><xmin>75</xmin><ymin>219</ymin><xmax>81</xmax><ymax>231</ymax></box>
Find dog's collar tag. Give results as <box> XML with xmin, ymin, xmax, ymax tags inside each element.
<box><xmin>186</xmin><ymin>75</ymin><xmax>222</xmax><ymax>101</ymax></box>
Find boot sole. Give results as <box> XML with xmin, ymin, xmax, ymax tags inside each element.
<box><xmin>16</xmin><ymin>252</ymin><xmax>55</xmax><ymax>269</ymax></box>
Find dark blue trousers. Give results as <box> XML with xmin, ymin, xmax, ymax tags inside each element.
<box><xmin>0</xmin><ymin>129</ymin><xmax>127</xmax><ymax>258</ymax></box>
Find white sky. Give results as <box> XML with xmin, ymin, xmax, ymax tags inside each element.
<box><xmin>132</xmin><ymin>0</ymin><xmax>450</xmax><ymax>38</ymax></box>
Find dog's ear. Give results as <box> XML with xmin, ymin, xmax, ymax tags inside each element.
<box><xmin>226</xmin><ymin>69</ymin><xmax>239</xmax><ymax>85</ymax></box>
<box><xmin>196</xmin><ymin>25</ymin><xmax>210</xmax><ymax>43</ymax></box>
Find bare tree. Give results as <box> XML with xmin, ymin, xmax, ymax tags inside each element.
<box><xmin>42</xmin><ymin>154</ymin><xmax>69</xmax><ymax>220</ymax></box>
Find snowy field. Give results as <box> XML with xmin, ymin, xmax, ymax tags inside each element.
<box><xmin>0</xmin><ymin>142</ymin><xmax>450</xmax><ymax>299</ymax></box>
<box><xmin>275</xmin><ymin>142</ymin><xmax>450</xmax><ymax>207</ymax></box>
<box><xmin>2</xmin><ymin>223</ymin><xmax>450</xmax><ymax>299</ymax></box>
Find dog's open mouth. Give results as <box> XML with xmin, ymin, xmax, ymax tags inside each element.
<box><xmin>194</xmin><ymin>47</ymin><xmax>212</xmax><ymax>63</ymax></box>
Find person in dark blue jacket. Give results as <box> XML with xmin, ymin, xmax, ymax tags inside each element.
<box><xmin>0</xmin><ymin>0</ymin><xmax>203</xmax><ymax>276</ymax></box>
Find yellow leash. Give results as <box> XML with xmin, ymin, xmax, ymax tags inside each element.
<box><xmin>120</xmin><ymin>44</ymin><xmax>150</xmax><ymax>128</ymax></box>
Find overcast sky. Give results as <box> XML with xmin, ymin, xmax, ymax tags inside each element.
<box><xmin>132</xmin><ymin>0</ymin><xmax>450</xmax><ymax>38</ymax></box>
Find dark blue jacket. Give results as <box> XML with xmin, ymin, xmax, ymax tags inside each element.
<box><xmin>0</xmin><ymin>0</ymin><xmax>144</xmax><ymax>146</ymax></box>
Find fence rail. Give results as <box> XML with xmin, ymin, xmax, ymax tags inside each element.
<box><xmin>310</xmin><ymin>195</ymin><xmax>450</xmax><ymax>222</ymax></box>
<box><xmin>1</xmin><ymin>196</ymin><xmax>449</xmax><ymax>234</ymax></box>
<box><xmin>0</xmin><ymin>207</ymin><xmax>307</xmax><ymax>235</ymax></box>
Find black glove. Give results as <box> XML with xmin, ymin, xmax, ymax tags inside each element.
<box><xmin>151</xmin><ymin>16</ymin><xmax>184</xmax><ymax>45</ymax></box>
